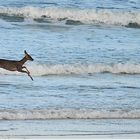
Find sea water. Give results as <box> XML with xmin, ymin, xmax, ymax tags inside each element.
<box><xmin>0</xmin><ymin>0</ymin><xmax>140</xmax><ymax>138</ymax></box>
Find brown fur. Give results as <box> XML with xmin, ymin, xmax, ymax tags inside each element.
<box><xmin>0</xmin><ymin>50</ymin><xmax>34</xmax><ymax>80</ymax></box>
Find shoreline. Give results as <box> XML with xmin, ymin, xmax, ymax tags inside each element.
<box><xmin>0</xmin><ymin>119</ymin><xmax>139</xmax><ymax>139</ymax></box>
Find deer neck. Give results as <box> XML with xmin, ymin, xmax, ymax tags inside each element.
<box><xmin>19</xmin><ymin>56</ymin><xmax>27</xmax><ymax>65</ymax></box>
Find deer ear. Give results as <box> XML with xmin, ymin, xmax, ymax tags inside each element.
<box><xmin>24</xmin><ymin>50</ymin><xmax>27</xmax><ymax>55</ymax></box>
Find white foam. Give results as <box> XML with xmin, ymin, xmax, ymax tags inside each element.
<box><xmin>0</xmin><ymin>63</ymin><xmax>140</xmax><ymax>76</ymax></box>
<box><xmin>24</xmin><ymin>63</ymin><xmax>140</xmax><ymax>75</ymax></box>
<box><xmin>0</xmin><ymin>6</ymin><xmax>139</xmax><ymax>26</ymax></box>
<box><xmin>0</xmin><ymin>109</ymin><xmax>139</xmax><ymax>120</ymax></box>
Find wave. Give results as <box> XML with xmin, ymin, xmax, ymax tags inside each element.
<box><xmin>1</xmin><ymin>63</ymin><xmax>140</xmax><ymax>76</ymax></box>
<box><xmin>0</xmin><ymin>109</ymin><xmax>139</xmax><ymax>120</ymax></box>
<box><xmin>0</xmin><ymin>6</ymin><xmax>139</xmax><ymax>27</ymax></box>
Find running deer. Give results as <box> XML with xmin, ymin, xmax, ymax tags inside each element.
<box><xmin>0</xmin><ymin>50</ymin><xmax>34</xmax><ymax>80</ymax></box>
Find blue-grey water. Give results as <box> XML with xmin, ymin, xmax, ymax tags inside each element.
<box><xmin>0</xmin><ymin>0</ymin><xmax>140</xmax><ymax>137</ymax></box>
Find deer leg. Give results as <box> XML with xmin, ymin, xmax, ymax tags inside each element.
<box><xmin>22</xmin><ymin>66</ymin><xmax>33</xmax><ymax>81</ymax></box>
<box><xmin>22</xmin><ymin>66</ymin><xmax>30</xmax><ymax>74</ymax></box>
<box><xmin>22</xmin><ymin>66</ymin><xmax>33</xmax><ymax>80</ymax></box>
<box><xmin>18</xmin><ymin>69</ymin><xmax>33</xmax><ymax>81</ymax></box>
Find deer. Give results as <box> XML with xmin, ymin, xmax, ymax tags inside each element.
<box><xmin>0</xmin><ymin>50</ymin><xmax>34</xmax><ymax>80</ymax></box>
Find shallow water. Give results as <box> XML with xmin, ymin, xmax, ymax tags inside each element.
<box><xmin>0</xmin><ymin>119</ymin><xmax>140</xmax><ymax>138</ymax></box>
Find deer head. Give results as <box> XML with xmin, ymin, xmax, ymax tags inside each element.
<box><xmin>24</xmin><ymin>50</ymin><xmax>34</xmax><ymax>61</ymax></box>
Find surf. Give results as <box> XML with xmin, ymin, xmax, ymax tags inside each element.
<box><xmin>1</xmin><ymin>63</ymin><xmax>140</xmax><ymax>76</ymax></box>
<box><xmin>0</xmin><ymin>6</ymin><xmax>139</xmax><ymax>27</ymax></box>
<box><xmin>0</xmin><ymin>109</ymin><xmax>139</xmax><ymax>120</ymax></box>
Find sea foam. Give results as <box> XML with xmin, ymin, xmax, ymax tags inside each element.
<box><xmin>0</xmin><ymin>63</ymin><xmax>140</xmax><ymax>76</ymax></box>
<box><xmin>0</xmin><ymin>109</ymin><xmax>139</xmax><ymax>120</ymax></box>
<box><xmin>0</xmin><ymin>6</ymin><xmax>139</xmax><ymax>27</ymax></box>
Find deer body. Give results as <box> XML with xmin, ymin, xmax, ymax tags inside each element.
<box><xmin>0</xmin><ymin>51</ymin><xmax>34</xmax><ymax>80</ymax></box>
<box><xmin>0</xmin><ymin>59</ymin><xmax>21</xmax><ymax>71</ymax></box>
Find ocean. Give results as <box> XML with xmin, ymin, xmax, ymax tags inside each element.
<box><xmin>0</xmin><ymin>0</ymin><xmax>140</xmax><ymax>138</ymax></box>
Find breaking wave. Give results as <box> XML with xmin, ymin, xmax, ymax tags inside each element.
<box><xmin>1</xmin><ymin>63</ymin><xmax>140</xmax><ymax>76</ymax></box>
<box><xmin>0</xmin><ymin>109</ymin><xmax>139</xmax><ymax>120</ymax></box>
<box><xmin>0</xmin><ymin>6</ymin><xmax>140</xmax><ymax>27</ymax></box>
